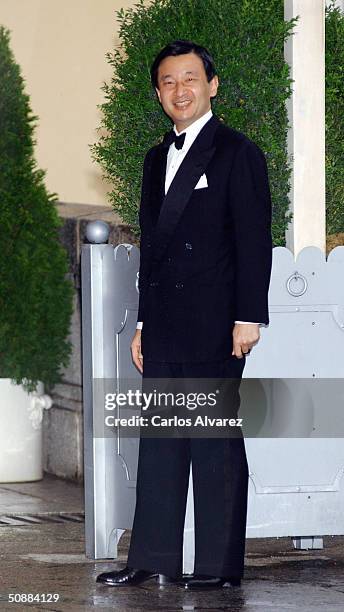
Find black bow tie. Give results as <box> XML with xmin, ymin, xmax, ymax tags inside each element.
<box><xmin>163</xmin><ymin>130</ymin><xmax>186</xmax><ymax>150</ymax></box>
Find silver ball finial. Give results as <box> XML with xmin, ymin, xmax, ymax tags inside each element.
<box><xmin>86</xmin><ymin>220</ymin><xmax>110</xmax><ymax>244</ymax></box>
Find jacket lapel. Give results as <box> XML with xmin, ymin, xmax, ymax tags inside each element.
<box><xmin>149</xmin><ymin>144</ymin><xmax>168</xmax><ymax>227</ymax></box>
<box><xmin>151</xmin><ymin>115</ymin><xmax>220</xmax><ymax>263</ymax></box>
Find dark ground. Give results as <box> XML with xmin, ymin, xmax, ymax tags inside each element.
<box><xmin>0</xmin><ymin>474</ymin><xmax>343</xmax><ymax>611</ymax></box>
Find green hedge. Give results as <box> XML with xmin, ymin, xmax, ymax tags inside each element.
<box><xmin>0</xmin><ymin>26</ymin><xmax>74</xmax><ymax>392</ymax></box>
<box><xmin>93</xmin><ymin>0</ymin><xmax>297</xmax><ymax>246</ymax></box>
<box><xmin>326</xmin><ymin>2</ymin><xmax>344</xmax><ymax>235</ymax></box>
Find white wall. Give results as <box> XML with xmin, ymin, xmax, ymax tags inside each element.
<box><xmin>0</xmin><ymin>0</ymin><xmax>139</xmax><ymax>207</ymax></box>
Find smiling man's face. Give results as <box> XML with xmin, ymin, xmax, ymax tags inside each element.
<box><xmin>155</xmin><ymin>52</ymin><xmax>218</xmax><ymax>133</ymax></box>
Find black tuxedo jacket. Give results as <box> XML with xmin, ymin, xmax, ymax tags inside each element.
<box><xmin>137</xmin><ymin>115</ymin><xmax>273</xmax><ymax>363</ymax></box>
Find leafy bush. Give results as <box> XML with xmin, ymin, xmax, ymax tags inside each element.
<box><xmin>0</xmin><ymin>26</ymin><xmax>74</xmax><ymax>392</ymax></box>
<box><xmin>93</xmin><ymin>0</ymin><xmax>297</xmax><ymax>246</ymax></box>
<box><xmin>325</xmin><ymin>2</ymin><xmax>344</xmax><ymax>235</ymax></box>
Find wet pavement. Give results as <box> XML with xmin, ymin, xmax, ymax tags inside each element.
<box><xmin>0</xmin><ymin>474</ymin><xmax>344</xmax><ymax>611</ymax></box>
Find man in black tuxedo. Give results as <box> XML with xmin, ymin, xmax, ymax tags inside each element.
<box><xmin>97</xmin><ymin>40</ymin><xmax>272</xmax><ymax>589</ymax></box>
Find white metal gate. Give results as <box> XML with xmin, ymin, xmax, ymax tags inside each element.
<box><xmin>81</xmin><ymin>221</ymin><xmax>344</xmax><ymax>571</ymax></box>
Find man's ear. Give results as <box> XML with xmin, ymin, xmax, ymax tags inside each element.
<box><xmin>155</xmin><ymin>87</ymin><xmax>161</xmax><ymax>103</ymax></box>
<box><xmin>210</xmin><ymin>75</ymin><xmax>219</xmax><ymax>98</ymax></box>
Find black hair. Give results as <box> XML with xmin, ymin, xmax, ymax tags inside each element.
<box><xmin>150</xmin><ymin>39</ymin><xmax>216</xmax><ymax>89</ymax></box>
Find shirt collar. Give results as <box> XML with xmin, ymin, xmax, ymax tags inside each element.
<box><xmin>173</xmin><ymin>109</ymin><xmax>213</xmax><ymax>149</ymax></box>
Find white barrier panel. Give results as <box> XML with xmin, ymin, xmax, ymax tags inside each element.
<box><xmin>81</xmin><ymin>226</ymin><xmax>344</xmax><ymax>566</ymax></box>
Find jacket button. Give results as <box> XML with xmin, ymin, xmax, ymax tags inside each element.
<box><xmin>150</xmin><ymin>281</ymin><xmax>159</xmax><ymax>287</ymax></box>
<box><xmin>175</xmin><ymin>282</ymin><xmax>184</xmax><ymax>289</ymax></box>
<box><xmin>185</xmin><ymin>243</ymin><xmax>192</xmax><ymax>250</ymax></box>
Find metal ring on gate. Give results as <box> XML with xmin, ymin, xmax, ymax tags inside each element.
<box><xmin>286</xmin><ymin>272</ymin><xmax>308</xmax><ymax>297</ymax></box>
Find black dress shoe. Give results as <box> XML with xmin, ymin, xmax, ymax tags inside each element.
<box><xmin>96</xmin><ymin>566</ymin><xmax>157</xmax><ymax>586</ymax></box>
<box><xmin>185</xmin><ymin>574</ymin><xmax>242</xmax><ymax>589</ymax></box>
<box><xmin>96</xmin><ymin>565</ymin><xmax>179</xmax><ymax>587</ymax></box>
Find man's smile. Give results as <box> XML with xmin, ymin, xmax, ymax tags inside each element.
<box><xmin>174</xmin><ymin>99</ymin><xmax>192</xmax><ymax>109</ymax></box>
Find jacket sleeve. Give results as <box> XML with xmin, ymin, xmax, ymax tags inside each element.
<box><xmin>137</xmin><ymin>148</ymin><xmax>154</xmax><ymax>324</ymax></box>
<box><xmin>229</xmin><ymin>140</ymin><xmax>273</xmax><ymax>324</ymax></box>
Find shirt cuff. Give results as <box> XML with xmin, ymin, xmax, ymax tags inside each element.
<box><xmin>235</xmin><ymin>321</ymin><xmax>264</xmax><ymax>327</ymax></box>
<box><xmin>137</xmin><ymin>321</ymin><xmax>266</xmax><ymax>329</ymax></box>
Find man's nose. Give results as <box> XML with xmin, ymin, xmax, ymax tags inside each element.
<box><xmin>175</xmin><ymin>81</ymin><xmax>186</xmax><ymax>97</ymax></box>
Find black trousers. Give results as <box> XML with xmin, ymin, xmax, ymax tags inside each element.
<box><xmin>127</xmin><ymin>356</ymin><xmax>248</xmax><ymax>578</ymax></box>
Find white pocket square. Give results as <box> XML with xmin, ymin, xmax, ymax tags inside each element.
<box><xmin>194</xmin><ymin>173</ymin><xmax>208</xmax><ymax>189</ymax></box>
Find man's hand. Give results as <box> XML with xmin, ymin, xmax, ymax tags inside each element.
<box><xmin>232</xmin><ymin>323</ymin><xmax>260</xmax><ymax>358</ymax></box>
<box><xmin>131</xmin><ymin>329</ymin><xmax>143</xmax><ymax>373</ymax></box>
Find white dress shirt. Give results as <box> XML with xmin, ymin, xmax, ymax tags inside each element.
<box><xmin>136</xmin><ymin>109</ymin><xmax>263</xmax><ymax>330</ymax></box>
<box><xmin>164</xmin><ymin>109</ymin><xmax>213</xmax><ymax>194</ymax></box>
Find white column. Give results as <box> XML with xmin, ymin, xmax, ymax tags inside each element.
<box><xmin>284</xmin><ymin>0</ymin><xmax>326</xmax><ymax>256</ymax></box>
